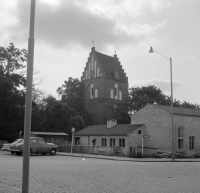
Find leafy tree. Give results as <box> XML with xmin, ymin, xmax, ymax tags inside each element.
<box><xmin>0</xmin><ymin>43</ymin><xmax>27</xmax><ymax>141</ymax></box>
<box><xmin>115</xmin><ymin>85</ymin><xmax>200</xmax><ymax>123</ymax></box>
<box><xmin>114</xmin><ymin>99</ymin><xmax>131</xmax><ymax>124</ymax></box>
<box><xmin>57</xmin><ymin>77</ymin><xmax>93</xmax><ymax>127</ymax></box>
<box><xmin>33</xmin><ymin>96</ymin><xmax>72</xmax><ymax>131</ymax></box>
<box><xmin>69</xmin><ymin>115</ymin><xmax>85</xmax><ymax>133</ymax></box>
<box><xmin>31</xmin><ymin>95</ymin><xmax>85</xmax><ymax>139</ymax></box>
<box><xmin>181</xmin><ymin>101</ymin><xmax>200</xmax><ymax>109</ymax></box>
<box><xmin>129</xmin><ymin>85</ymin><xmax>169</xmax><ymax>112</ymax></box>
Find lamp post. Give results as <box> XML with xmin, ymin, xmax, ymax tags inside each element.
<box><xmin>22</xmin><ymin>0</ymin><xmax>36</xmax><ymax>192</ymax></box>
<box><xmin>71</xmin><ymin>128</ymin><xmax>75</xmax><ymax>154</ymax></box>
<box><xmin>149</xmin><ymin>47</ymin><xmax>175</xmax><ymax>161</ymax></box>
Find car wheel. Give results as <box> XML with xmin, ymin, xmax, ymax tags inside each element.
<box><xmin>10</xmin><ymin>151</ymin><xmax>14</xmax><ymax>154</ymax></box>
<box><xmin>42</xmin><ymin>153</ymin><xmax>47</xmax><ymax>155</ymax></box>
<box><xmin>50</xmin><ymin>149</ymin><xmax>56</xmax><ymax>156</ymax></box>
<box><xmin>16</xmin><ymin>152</ymin><xmax>22</xmax><ymax>156</ymax></box>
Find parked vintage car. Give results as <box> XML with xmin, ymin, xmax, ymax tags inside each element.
<box><xmin>9</xmin><ymin>137</ymin><xmax>58</xmax><ymax>156</ymax></box>
<box><xmin>2</xmin><ymin>139</ymin><xmax>23</xmax><ymax>153</ymax></box>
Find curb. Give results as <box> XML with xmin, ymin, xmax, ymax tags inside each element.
<box><xmin>57</xmin><ymin>153</ymin><xmax>200</xmax><ymax>162</ymax></box>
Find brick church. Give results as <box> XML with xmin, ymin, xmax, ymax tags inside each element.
<box><xmin>81</xmin><ymin>46</ymin><xmax>128</xmax><ymax>125</ymax></box>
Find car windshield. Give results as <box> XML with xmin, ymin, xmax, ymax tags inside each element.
<box><xmin>13</xmin><ymin>139</ymin><xmax>23</xmax><ymax>144</ymax></box>
<box><xmin>19</xmin><ymin>139</ymin><xmax>24</xmax><ymax>143</ymax></box>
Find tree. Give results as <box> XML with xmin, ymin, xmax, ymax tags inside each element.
<box><xmin>129</xmin><ymin>85</ymin><xmax>169</xmax><ymax>112</ymax></box>
<box><xmin>31</xmin><ymin>94</ymin><xmax>85</xmax><ymax>139</ymax></box>
<box><xmin>114</xmin><ymin>98</ymin><xmax>131</xmax><ymax>124</ymax></box>
<box><xmin>181</xmin><ymin>101</ymin><xmax>200</xmax><ymax>109</ymax></box>
<box><xmin>57</xmin><ymin>77</ymin><xmax>93</xmax><ymax>127</ymax></box>
<box><xmin>0</xmin><ymin>43</ymin><xmax>27</xmax><ymax>141</ymax></box>
<box><xmin>115</xmin><ymin>85</ymin><xmax>200</xmax><ymax>123</ymax></box>
<box><xmin>32</xmin><ymin>96</ymin><xmax>72</xmax><ymax>131</ymax></box>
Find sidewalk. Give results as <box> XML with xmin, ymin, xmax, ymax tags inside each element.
<box><xmin>57</xmin><ymin>152</ymin><xmax>200</xmax><ymax>162</ymax></box>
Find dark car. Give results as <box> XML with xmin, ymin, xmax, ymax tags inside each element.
<box><xmin>9</xmin><ymin>137</ymin><xmax>58</xmax><ymax>156</ymax></box>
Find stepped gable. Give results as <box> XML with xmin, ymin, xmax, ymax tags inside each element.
<box><xmin>94</xmin><ymin>51</ymin><xmax>128</xmax><ymax>83</ymax></box>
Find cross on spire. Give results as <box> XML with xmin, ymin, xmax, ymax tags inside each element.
<box><xmin>92</xmin><ymin>40</ymin><xmax>95</xmax><ymax>47</ymax></box>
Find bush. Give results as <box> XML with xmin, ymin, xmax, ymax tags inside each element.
<box><xmin>194</xmin><ymin>154</ymin><xmax>200</xmax><ymax>158</ymax></box>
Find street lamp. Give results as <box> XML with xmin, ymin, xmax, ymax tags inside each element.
<box><xmin>71</xmin><ymin>128</ymin><xmax>75</xmax><ymax>154</ymax></box>
<box><xmin>149</xmin><ymin>46</ymin><xmax>175</xmax><ymax>161</ymax></box>
<box><xmin>22</xmin><ymin>0</ymin><xmax>36</xmax><ymax>192</ymax></box>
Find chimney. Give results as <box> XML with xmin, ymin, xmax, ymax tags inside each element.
<box><xmin>107</xmin><ymin>119</ymin><xmax>117</xmax><ymax>128</ymax></box>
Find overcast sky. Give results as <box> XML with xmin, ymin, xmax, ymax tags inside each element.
<box><xmin>0</xmin><ymin>0</ymin><xmax>200</xmax><ymax>104</ymax></box>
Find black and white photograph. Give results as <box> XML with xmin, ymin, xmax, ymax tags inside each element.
<box><xmin>0</xmin><ymin>0</ymin><xmax>200</xmax><ymax>192</ymax></box>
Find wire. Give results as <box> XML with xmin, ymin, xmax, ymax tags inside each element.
<box><xmin>115</xmin><ymin>0</ymin><xmax>170</xmax><ymax>60</ymax></box>
<box><xmin>115</xmin><ymin>0</ymin><xmax>151</xmax><ymax>46</ymax></box>
<box><xmin>153</xmin><ymin>48</ymin><xmax>170</xmax><ymax>60</ymax></box>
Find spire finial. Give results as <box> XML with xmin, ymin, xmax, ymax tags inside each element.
<box><xmin>114</xmin><ymin>46</ymin><xmax>117</xmax><ymax>58</ymax></box>
<box><xmin>92</xmin><ymin>40</ymin><xmax>95</xmax><ymax>47</ymax></box>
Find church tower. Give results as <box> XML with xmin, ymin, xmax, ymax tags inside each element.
<box><xmin>81</xmin><ymin>46</ymin><xmax>128</xmax><ymax>125</ymax></box>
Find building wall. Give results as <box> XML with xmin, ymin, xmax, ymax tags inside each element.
<box><xmin>81</xmin><ymin>48</ymin><xmax>128</xmax><ymax>125</ymax></box>
<box><xmin>131</xmin><ymin>105</ymin><xmax>200</xmax><ymax>156</ymax></box>
<box><xmin>131</xmin><ymin>105</ymin><xmax>171</xmax><ymax>151</ymax></box>
<box><xmin>77</xmin><ymin>135</ymin><xmax>129</xmax><ymax>155</ymax></box>
<box><xmin>173</xmin><ymin>114</ymin><xmax>200</xmax><ymax>156</ymax></box>
<box><xmin>86</xmin><ymin>98</ymin><xmax>124</xmax><ymax>125</ymax></box>
<box><xmin>84</xmin><ymin>76</ymin><xmax>128</xmax><ymax>125</ymax></box>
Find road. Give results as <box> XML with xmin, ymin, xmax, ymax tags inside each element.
<box><xmin>0</xmin><ymin>150</ymin><xmax>200</xmax><ymax>193</ymax></box>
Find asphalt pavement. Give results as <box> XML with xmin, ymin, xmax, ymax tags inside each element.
<box><xmin>1</xmin><ymin>150</ymin><xmax>200</xmax><ymax>193</ymax></box>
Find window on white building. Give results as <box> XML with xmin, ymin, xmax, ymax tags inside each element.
<box><xmin>102</xmin><ymin>138</ymin><xmax>107</xmax><ymax>147</ymax></box>
<box><xmin>189</xmin><ymin>136</ymin><xmax>195</xmax><ymax>150</ymax></box>
<box><xmin>178</xmin><ymin>126</ymin><xmax>184</xmax><ymax>149</ymax></box>
<box><xmin>110</xmin><ymin>138</ymin><xmax>115</xmax><ymax>147</ymax></box>
<box><xmin>119</xmin><ymin>138</ymin><xmax>125</xmax><ymax>147</ymax></box>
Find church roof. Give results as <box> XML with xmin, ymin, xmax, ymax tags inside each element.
<box><xmin>95</xmin><ymin>51</ymin><xmax>128</xmax><ymax>82</ymax></box>
<box><xmin>74</xmin><ymin>124</ymin><xmax>144</xmax><ymax>136</ymax></box>
<box><xmin>149</xmin><ymin>104</ymin><xmax>200</xmax><ymax>117</ymax></box>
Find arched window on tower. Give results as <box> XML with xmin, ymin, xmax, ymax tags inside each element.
<box><xmin>95</xmin><ymin>89</ymin><xmax>98</xmax><ymax>98</ymax></box>
<box><xmin>110</xmin><ymin>89</ymin><xmax>113</xmax><ymax>99</ymax></box>
<box><xmin>90</xmin><ymin>83</ymin><xmax>94</xmax><ymax>99</ymax></box>
<box><xmin>119</xmin><ymin>91</ymin><xmax>122</xmax><ymax>100</ymax></box>
<box><xmin>115</xmin><ymin>83</ymin><xmax>118</xmax><ymax>99</ymax></box>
